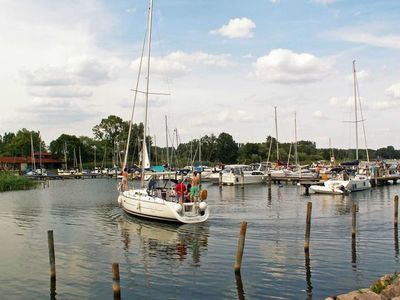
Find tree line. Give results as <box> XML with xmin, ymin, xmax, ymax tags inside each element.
<box><xmin>1</xmin><ymin>114</ymin><xmax>399</xmax><ymax>168</ymax></box>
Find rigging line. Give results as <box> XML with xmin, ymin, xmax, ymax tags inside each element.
<box><xmin>266</xmin><ymin>136</ymin><xmax>272</xmax><ymax>165</ymax></box>
<box><xmin>355</xmin><ymin>68</ymin><xmax>370</xmax><ymax>162</ymax></box>
<box><xmin>141</xmin><ymin>0</ymin><xmax>153</xmax><ymax>188</ymax></box>
<box><xmin>123</xmin><ymin>2</ymin><xmax>149</xmax><ymax>169</ymax></box>
<box><xmin>130</xmin><ymin>89</ymin><xmax>170</xmax><ymax>96</ymax></box>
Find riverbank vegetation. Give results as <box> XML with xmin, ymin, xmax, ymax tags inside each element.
<box><xmin>0</xmin><ymin>171</ymin><xmax>38</xmax><ymax>192</ymax></box>
<box><xmin>1</xmin><ymin>115</ymin><xmax>400</xmax><ymax>167</ymax></box>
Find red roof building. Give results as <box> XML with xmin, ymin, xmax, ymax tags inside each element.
<box><xmin>0</xmin><ymin>152</ymin><xmax>63</xmax><ymax>171</ymax></box>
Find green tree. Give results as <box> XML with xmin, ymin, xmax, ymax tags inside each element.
<box><xmin>92</xmin><ymin>115</ymin><xmax>127</xmax><ymax>150</ymax></box>
<box><xmin>0</xmin><ymin>132</ymin><xmax>16</xmax><ymax>155</ymax></box>
<box><xmin>3</xmin><ymin>129</ymin><xmax>44</xmax><ymax>157</ymax></box>
<box><xmin>49</xmin><ymin>134</ymin><xmax>83</xmax><ymax>167</ymax></box>
<box><xmin>216</xmin><ymin>132</ymin><xmax>238</xmax><ymax>164</ymax></box>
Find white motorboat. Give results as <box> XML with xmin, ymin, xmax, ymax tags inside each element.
<box><xmin>118</xmin><ymin>0</ymin><xmax>210</xmax><ymax>224</ymax></box>
<box><xmin>220</xmin><ymin>164</ymin><xmax>267</xmax><ymax>185</ymax></box>
<box><xmin>310</xmin><ymin>173</ymin><xmax>370</xmax><ymax>195</ymax></box>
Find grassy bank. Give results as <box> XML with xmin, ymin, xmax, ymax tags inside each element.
<box><xmin>0</xmin><ymin>171</ymin><xmax>39</xmax><ymax>192</ymax></box>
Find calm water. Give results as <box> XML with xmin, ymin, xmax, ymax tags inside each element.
<box><xmin>0</xmin><ymin>178</ymin><xmax>399</xmax><ymax>299</ymax></box>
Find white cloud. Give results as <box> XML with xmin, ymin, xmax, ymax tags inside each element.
<box><xmin>368</xmin><ymin>100</ymin><xmax>398</xmax><ymax>110</ymax></box>
<box><xmin>19</xmin><ymin>55</ymin><xmax>122</xmax><ymax>107</ymax></box>
<box><xmin>269</xmin><ymin>0</ymin><xmax>281</xmax><ymax>4</ymax></box>
<box><xmin>330</xmin><ymin>95</ymin><xmax>396</xmax><ymax>111</ymax></box>
<box><xmin>131</xmin><ymin>51</ymin><xmax>232</xmax><ymax>78</ymax></box>
<box><xmin>386</xmin><ymin>83</ymin><xmax>400</xmax><ymax>99</ymax></box>
<box><xmin>28</xmin><ymin>86</ymin><xmax>93</xmax><ymax>98</ymax></box>
<box><xmin>126</xmin><ymin>8</ymin><xmax>136</xmax><ymax>14</ymax></box>
<box><xmin>210</xmin><ymin>17</ymin><xmax>256</xmax><ymax>39</ymax></box>
<box><xmin>345</xmin><ymin>69</ymin><xmax>370</xmax><ymax>82</ymax></box>
<box><xmin>311</xmin><ymin>0</ymin><xmax>337</xmax><ymax>4</ymax></box>
<box><xmin>253</xmin><ymin>48</ymin><xmax>333</xmax><ymax>84</ymax></box>
<box><xmin>330</xmin><ymin>29</ymin><xmax>400</xmax><ymax>49</ymax></box>
<box><xmin>312</xmin><ymin>110</ymin><xmax>327</xmax><ymax>119</ymax></box>
<box><xmin>22</xmin><ymin>55</ymin><xmax>120</xmax><ymax>87</ymax></box>
<box><xmin>329</xmin><ymin>96</ymin><xmax>339</xmax><ymax>105</ymax></box>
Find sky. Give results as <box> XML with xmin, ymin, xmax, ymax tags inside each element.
<box><xmin>1</xmin><ymin>0</ymin><xmax>400</xmax><ymax>150</ymax></box>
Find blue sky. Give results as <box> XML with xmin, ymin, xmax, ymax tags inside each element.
<box><xmin>1</xmin><ymin>0</ymin><xmax>400</xmax><ymax>150</ymax></box>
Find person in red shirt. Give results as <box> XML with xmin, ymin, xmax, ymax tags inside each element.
<box><xmin>175</xmin><ymin>180</ymin><xmax>187</xmax><ymax>204</ymax></box>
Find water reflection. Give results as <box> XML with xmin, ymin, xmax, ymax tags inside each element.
<box><xmin>235</xmin><ymin>271</ymin><xmax>245</xmax><ymax>300</ymax></box>
<box><xmin>267</xmin><ymin>187</ymin><xmax>272</xmax><ymax>207</ymax></box>
<box><xmin>117</xmin><ymin>216</ymin><xmax>209</xmax><ymax>265</ymax></box>
<box><xmin>395</xmin><ymin>224</ymin><xmax>399</xmax><ymax>258</ymax></box>
<box><xmin>304</xmin><ymin>249</ymin><xmax>312</xmax><ymax>300</ymax></box>
<box><xmin>352</xmin><ymin>238</ymin><xmax>357</xmax><ymax>267</ymax></box>
<box><xmin>50</xmin><ymin>277</ymin><xmax>56</xmax><ymax>300</ymax></box>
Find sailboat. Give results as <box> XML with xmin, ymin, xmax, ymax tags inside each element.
<box><xmin>26</xmin><ymin>132</ymin><xmax>47</xmax><ymax>176</ymax></box>
<box><xmin>311</xmin><ymin>61</ymin><xmax>371</xmax><ymax>194</ymax></box>
<box><xmin>117</xmin><ymin>0</ymin><xmax>209</xmax><ymax>224</ymax></box>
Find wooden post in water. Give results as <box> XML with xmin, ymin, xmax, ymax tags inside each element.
<box><xmin>219</xmin><ymin>172</ymin><xmax>223</xmax><ymax>187</ymax></box>
<box><xmin>268</xmin><ymin>173</ymin><xmax>272</xmax><ymax>188</ymax></box>
<box><xmin>352</xmin><ymin>204</ymin><xmax>357</xmax><ymax>240</ymax></box>
<box><xmin>234</xmin><ymin>221</ymin><xmax>247</xmax><ymax>273</ymax></box>
<box><xmin>240</xmin><ymin>172</ymin><xmax>244</xmax><ymax>189</ymax></box>
<box><xmin>395</xmin><ymin>195</ymin><xmax>399</xmax><ymax>227</ymax></box>
<box><xmin>112</xmin><ymin>263</ymin><xmax>121</xmax><ymax>300</ymax></box>
<box><xmin>304</xmin><ymin>202</ymin><xmax>312</xmax><ymax>250</ymax></box>
<box><xmin>47</xmin><ymin>230</ymin><xmax>56</xmax><ymax>282</ymax></box>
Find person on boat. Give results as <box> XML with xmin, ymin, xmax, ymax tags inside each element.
<box><xmin>190</xmin><ymin>171</ymin><xmax>200</xmax><ymax>202</ymax></box>
<box><xmin>147</xmin><ymin>177</ymin><xmax>157</xmax><ymax>196</ymax></box>
<box><xmin>186</xmin><ymin>183</ymin><xmax>192</xmax><ymax>202</ymax></box>
<box><xmin>175</xmin><ymin>180</ymin><xmax>187</xmax><ymax>204</ymax></box>
<box><xmin>122</xmin><ymin>167</ymin><xmax>129</xmax><ymax>191</ymax></box>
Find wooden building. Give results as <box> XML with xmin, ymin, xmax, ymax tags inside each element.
<box><xmin>0</xmin><ymin>152</ymin><xmax>63</xmax><ymax>171</ymax></box>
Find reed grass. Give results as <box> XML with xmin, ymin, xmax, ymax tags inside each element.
<box><xmin>0</xmin><ymin>171</ymin><xmax>39</xmax><ymax>192</ymax></box>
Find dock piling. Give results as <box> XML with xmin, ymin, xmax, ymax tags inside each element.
<box><xmin>352</xmin><ymin>204</ymin><xmax>357</xmax><ymax>240</ymax></box>
<box><xmin>234</xmin><ymin>221</ymin><xmax>248</xmax><ymax>273</ymax></box>
<box><xmin>112</xmin><ymin>263</ymin><xmax>121</xmax><ymax>300</ymax></box>
<box><xmin>47</xmin><ymin>230</ymin><xmax>56</xmax><ymax>282</ymax></box>
<box><xmin>395</xmin><ymin>195</ymin><xmax>399</xmax><ymax>227</ymax></box>
<box><xmin>304</xmin><ymin>202</ymin><xmax>312</xmax><ymax>250</ymax></box>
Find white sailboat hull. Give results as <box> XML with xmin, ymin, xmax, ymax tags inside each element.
<box><xmin>118</xmin><ymin>189</ymin><xmax>209</xmax><ymax>224</ymax></box>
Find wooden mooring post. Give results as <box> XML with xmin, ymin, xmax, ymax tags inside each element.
<box><xmin>352</xmin><ymin>204</ymin><xmax>357</xmax><ymax>240</ymax></box>
<box><xmin>304</xmin><ymin>202</ymin><xmax>312</xmax><ymax>251</ymax></box>
<box><xmin>47</xmin><ymin>230</ymin><xmax>56</xmax><ymax>298</ymax></box>
<box><xmin>395</xmin><ymin>195</ymin><xmax>399</xmax><ymax>227</ymax></box>
<box><xmin>234</xmin><ymin>221</ymin><xmax>248</xmax><ymax>273</ymax></box>
<box><xmin>112</xmin><ymin>263</ymin><xmax>121</xmax><ymax>300</ymax></box>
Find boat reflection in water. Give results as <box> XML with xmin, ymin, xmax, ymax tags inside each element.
<box><xmin>118</xmin><ymin>216</ymin><xmax>209</xmax><ymax>265</ymax></box>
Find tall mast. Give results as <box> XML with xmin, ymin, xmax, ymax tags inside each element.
<box><xmin>266</xmin><ymin>136</ymin><xmax>272</xmax><ymax>164</ymax></box>
<box><xmin>165</xmin><ymin>115</ymin><xmax>169</xmax><ymax>167</ymax></box>
<box><xmin>353</xmin><ymin>60</ymin><xmax>359</xmax><ymax>161</ymax></box>
<box><xmin>79</xmin><ymin>147</ymin><xmax>83</xmax><ymax>172</ymax></box>
<box><xmin>64</xmin><ymin>142</ymin><xmax>68</xmax><ymax>170</ymax></box>
<box><xmin>38</xmin><ymin>131</ymin><xmax>42</xmax><ymax>169</ymax></box>
<box><xmin>274</xmin><ymin>106</ymin><xmax>279</xmax><ymax>161</ymax></box>
<box><xmin>93</xmin><ymin>145</ymin><xmax>97</xmax><ymax>169</ymax></box>
<box><xmin>30</xmin><ymin>133</ymin><xmax>36</xmax><ymax>171</ymax></box>
<box><xmin>294</xmin><ymin>112</ymin><xmax>298</xmax><ymax>168</ymax></box>
<box><xmin>140</xmin><ymin>0</ymin><xmax>153</xmax><ymax>188</ymax></box>
<box><xmin>154</xmin><ymin>135</ymin><xmax>158</xmax><ymax>165</ymax></box>
<box><xmin>199</xmin><ymin>137</ymin><xmax>202</xmax><ymax>166</ymax></box>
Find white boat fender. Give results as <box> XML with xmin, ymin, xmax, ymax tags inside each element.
<box><xmin>199</xmin><ymin>201</ymin><xmax>208</xmax><ymax>211</ymax></box>
<box><xmin>117</xmin><ymin>195</ymin><xmax>122</xmax><ymax>205</ymax></box>
<box><xmin>174</xmin><ymin>203</ymin><xmax>183</xmax><ymax>213</ymax></box>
